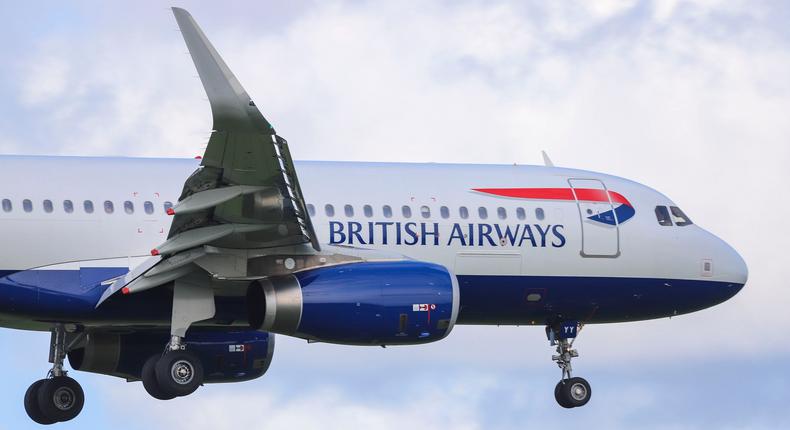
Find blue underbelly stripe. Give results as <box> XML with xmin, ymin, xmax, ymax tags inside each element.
<box><xmin>0</xmin><ymin>269</ymin><xmax>743</xmax><ymax>325</ymax></box>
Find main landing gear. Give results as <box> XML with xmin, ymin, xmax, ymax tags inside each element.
<box><xmin>547</xmin><ymin>321</ymin><xmax>591</xmax><ymax>408</ymax></box>
<box><xmin>25</xmin><ymin>325</ymin><xmax>85</xmax><ymax>425</ymax></box>
<box><xmin>141</xmin><ymin>337</ymin><xmax>205</xmax><ymax>400</ymax></box>
<box><xmin>141</xmin><ymin>278</ymin><xmax>213</xmax><ymax>400</ymax></box>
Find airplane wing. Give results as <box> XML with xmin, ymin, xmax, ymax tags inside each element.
<box><xmin>168</xmin><ymin>7</ymin><xmax>319</xmax><ymax>252</ymax></box>
<box><xmin>97</xmin><ymin>8</ymin><xmax>322</xmax><ymax>305</ymax></box>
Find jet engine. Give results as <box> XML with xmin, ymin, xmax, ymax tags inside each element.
<box><xmin>67</xmin><ymin>330</ymin><xmax>274</xmax><ymax>383</ymax></box>
<box><xmin>247</xmin><ymin>260</ymin><xmax>459</xmax><ymax>345</ymax></box>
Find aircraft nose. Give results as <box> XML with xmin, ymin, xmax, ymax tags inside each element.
<box><xmin>718</xmin><ymin>239</ymin><xmax>748</xmax><ymax>287</ymax></box>
<box><xmin>701</xmin><ymin>233</ymin><xmax>748</xmax><ymax>308</ymax></box>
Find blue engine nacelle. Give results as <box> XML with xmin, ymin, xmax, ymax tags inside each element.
<box><xmin>246</xmin><ymin>260</ymin><xmax>459</xmax><ymax>345</ymax></box>
<box><xmin>67</xmin><ymin>330</ymin><xmax>274</xmax><ymax>383</ymax></box>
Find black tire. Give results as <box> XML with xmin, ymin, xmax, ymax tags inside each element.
<box><xmin>142</xmin><ymin>355</ymin><xmax>177</xmax><ymax>400</ymax></box>
<box><xmin>154</xmin><ymin>350</ymin><xmax>204</xmax><ymax>398</ymax></box>
<box><xmin>554</xmin><ymin>381</ymin><xmax>574</xmax><ymax>409</ymax></box>
<box><xmin>24</xmin><ymin>379</ymin><xmax>57</xmax><ymax>425</ymax></box>
<box><xmin>36</xmin><ymin>376</ymin><xmax>85</xmax><ymax>423</ymax></box>
<box><xmin>559</xmin><ymin>377</ymin><xmax>591</xmax><ymax>408</ymax></box>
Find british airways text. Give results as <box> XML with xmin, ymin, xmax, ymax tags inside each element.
<box><xmin>328</xmin><ymin>221</ymin><xmax>566</xmax><ymax>248</ymax></box>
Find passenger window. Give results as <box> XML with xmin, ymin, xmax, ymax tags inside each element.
<box><xmin>535</xmin><ymin>208</ymin><xmax>545</xmax><ymax>220</ymax></box>
<box><xmin>670</xmin><ymin>206</ymin><xmax>693</xmax><ymax>226</ymax></box>
<box><xmin>306</xmin><ymin>204</ymin><xmax>315</xmax><ymax>217</ymax></box>
<box><xmin>325</xmin><ymin>204</ymin><xmax>335</xmax><ymax>217</ymax></box>
<box><xmin>440</xmin><ymin>206</ymin><xmax>450</xmax><ymax>219</ymax></box>
<box><xmin>43</xmin><ymin>200</ymin><xmax>54</xmax><ymax>213</ymax></box>
<box><xmin>104</xmin><ymin>201</ymin><xmax>114</xmax><ymax>214</ymax></box>
<box><xmin>344</xmin><ymin>204</ymin><xmax>354</xmax><ymax>217</ymax></box>
<box><xmin>144</xmin><ymin>201</ymin><xmax>154</xmax><ymax>215</ymax></box>
<box><xmin>382</xmin><ymin>205</ymin><xmax>392</xmax><ymax>218</ymax></box>
<box><xmin>459</xmin><ymin>206</ymin><xmax>469</xmax><ymax>219</ymax></box>
<box><xmin>478</xmin><ymin>207</ymin><xmax>488</xmax><ymax>219</ymax></box>
<box><xmin>84</xmin><ymin>200</ymin><xmax>94</xmax><ymax>214</ymax></box>
<box><xmin>63</xmin><ymin>200</ymin><xmax>74</xmax><ymax>214</ymax></box>
<box><xmin>655</xmin><ymin>206</ymin><xmax>672</xmax><ymax>226</ymax></box>
<box><xmin>23</xmin><ymin>199</ymin><xmax>33</xmax><ymax>213</ymax></box>
<box><xmin>516</xmin><ymin>207</ymin><xmax>526</xmax><ymax>220</ymax></box>
<box><xmin>497</xmin><ymin>207</ymin><xmax>507</xmax><ymax>220</ymax></box>
<box><xmin>420</xmin><ymin>205</ymin><xmax>430</xmax><ymax>219</ymax></box>
<box><xmin>163</xmin><ymin>201</ymin><xmax>173</xmax><ymax>213</ymax></box>
<box><xmin>402</xmin><ymin>206</ymin><xmax>412</xmax><ymax>218</ymax></box>
<box><xmin>1</xmin><ymin>199</ymin><xmax>11</xmax><ymax>212</ymax></box>
<box><xmin>363</xmin><ymin>205</ymin><xmax>373</xmax><ymax>218</ymax></box>
<box><xmin>124</xmin><ymin>201</ymin><xmax>134</xmax><ymax>214</ymax></box>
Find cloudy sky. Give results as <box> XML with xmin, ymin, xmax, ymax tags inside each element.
<box><xmin>0</xmin><ymin>0</ymin><xmax>788</xmax><ymax>428</ymax></box>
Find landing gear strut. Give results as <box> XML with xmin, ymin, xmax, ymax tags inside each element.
<box><xmin>24</xmin><ymin>325</ymin><xmax>85</xmax><ymax>425</ymax></box>
<box><xmin>141</xmin><ymin>278</ymin><xmax>211</xmax><ymax>400</ymax></box>
<box><xmin>547</xmin><ymin>321</ymin><xmax>591</xmax><ymax>408</ymax></box>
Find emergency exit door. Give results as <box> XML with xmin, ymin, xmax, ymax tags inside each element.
<box><xmin>568</xmin><ymin>178</ymin><xmax>620</xmax><ymax>257</ymax></box>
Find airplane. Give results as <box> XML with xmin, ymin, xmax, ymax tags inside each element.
<box><xmin>0</xmin><ymin>7</ymin><xmax>747</xmax><ymax>425</ymax></box>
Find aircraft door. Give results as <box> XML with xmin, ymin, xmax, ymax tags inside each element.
<box><xmin>568</xmin><ymin>178</ymin><xmax>620</xmax><ymax>258</ymax></box>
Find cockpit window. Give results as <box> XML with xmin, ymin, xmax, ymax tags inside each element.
<box><xmin>655</xmin><ymin>206</ymin><xmax>672</xmax><ymax>226</ymax></box>
<box><xmin>670</xmin><ymin>206</ymin><xmax>693</xmax><ymax>226</ymax></box>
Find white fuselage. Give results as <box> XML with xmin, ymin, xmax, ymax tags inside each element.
<box><xmin>0</xmin><ymin>155</ymin><xmax>744</xmax><ymax>285</ymax></box>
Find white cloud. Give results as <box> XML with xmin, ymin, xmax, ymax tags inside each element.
<box><xmin>652</xmin><ymin>0</ymin><xmax>681</xmax><ymax>22</ymax></box>
<box><xmin>14</xmin><ymin>31</ymin><xmax>208</xmax><ymax>157</ymax></box>
<box><xmin>18</xmin><ymin>47</ymin><xmax>71</xmax><ymax>106</ymax></box>
<box><xmin>102</xmin><ymin>373</ymin><xmax>491</xmax><ymax>430</ymax></box>
<box><xmin>584</xmin><ymin>0</ymin><xmax>638</xmax><ymax>19</ymax></box>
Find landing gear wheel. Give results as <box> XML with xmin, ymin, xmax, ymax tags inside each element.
<box><xmin>36</xmin><ymin>376</ymin><xmax>85</xmax><ymax>423</ymax></box>
<box><xmin>554</xmin><ymin>381</ymin><xmax>573</xmax><ymax>409</ymax></box>
<box><xmin>142</xmin><ymin>355</ymin><xmax>176</xmax><ymax>400</ymax></box>
<box><xmin>154</xmin><ymin>350</ymin><xmax>204</xmax><ymax>398</ymax></box>
<box><xmin>24</xmin><ymin>379</ymin><xmax>57</xmax><ymax>425</ymax></box>
<box><xmin>555</xmin><ymin>377</ymin><xmax>591</xmax><ymax>408</ymax></box>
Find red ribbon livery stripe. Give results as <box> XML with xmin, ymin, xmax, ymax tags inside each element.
<box><xmin>472</xmin><ymin>188</ymin><xmax>632</xmax><ymax>207</ymax></box>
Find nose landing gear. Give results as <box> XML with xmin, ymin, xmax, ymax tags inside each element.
<box><xmin>24</xmin><ymin>325</ymin><xmax>85</xmax><ymax>425</ymax></box>
<box><xmin>547</xmin><ymin>321</ymin><xmax>591</xmax><ymax>408</ymax></box>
